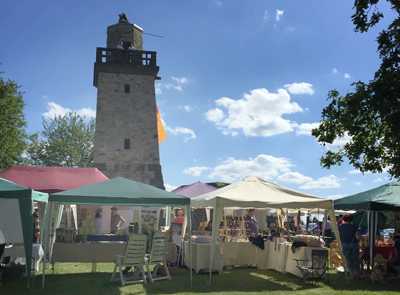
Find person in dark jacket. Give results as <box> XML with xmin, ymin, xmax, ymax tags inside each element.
<box><xmin>339</xmin><ymin>215</ymin><xmax>360</xmax><ymax>276</ymax></box>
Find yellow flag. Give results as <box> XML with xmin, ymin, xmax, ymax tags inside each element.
<box><xmin>157</xmin><ymin>108</ymin><xmax>167</xmax><ymax>143</ymax></box>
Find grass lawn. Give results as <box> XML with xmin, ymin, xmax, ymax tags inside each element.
<box><xmin>1</xmin><ymin>263</ymin><xmax>400</xmax><ymax>295</ymax></box>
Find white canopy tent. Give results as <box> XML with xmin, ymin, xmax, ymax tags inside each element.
<box><xmin>190</xmin><ymin>176</ymin><xmax>341</xmax><ymax>283</ymax></box>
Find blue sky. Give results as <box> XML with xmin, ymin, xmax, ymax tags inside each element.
<box><xmin>0</xmin><ymin>0</ymin><xmax>393</xmax><ymax>196</ymax></box>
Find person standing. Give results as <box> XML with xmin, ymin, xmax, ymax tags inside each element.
<box><xmin>339</xmin><ymin>215</ymin><xmax>360</xmax><ymax>277</ymax></box>
<box><xmin>110</xmin><ymin>207</ymin><xmax>126</xmax><ymax>234</ymax></box>
<box><xmin>95</xmin><ymin>208</ymin><xmax>103</xmax><ymax>234</ymax></box>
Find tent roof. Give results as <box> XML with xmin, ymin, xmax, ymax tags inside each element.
<box><xmin>0</xmin><ymin>178</ymin><xmax>48</xmax><ymax>202</ymax></box>
<box><xmin>0</xmin><ymin>165</ymin><xmax>108</xmax><ymax>193</ymax></box>
<box><xmin>191</xmin><ymin>176</ymin><xmax>332</xmax><ymax>209</ymax></box>
<box><xmin>173</xmin><ymin>181</ymin><xmax>218</xmax><ymax>198</ymax></box>
<box><xmin>51</xmin><ymin>177</ymin><xmax>190</xmax><ymax>206</ymax></box>
<box><xmin>334</xmin><ymin>182</ymin><xmax>400</xmax><ymax>211</ymax></box>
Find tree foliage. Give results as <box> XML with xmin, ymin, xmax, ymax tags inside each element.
<box><xmin>24</xmin><ymin>113</ymin><xmax>95</xmax><ymax>167</ymax></box>
<box><xmin>312</xmin><ymin>0</ymin><xmax>400</xmax><ymax>178</ymax></box>
<box><xmin>0</xmin><ymin>77</ymin><xmax>26</xmax><ymax>169</ymax></box>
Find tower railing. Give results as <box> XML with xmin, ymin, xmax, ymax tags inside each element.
<box><xmin>95</xmin><ymin>47</ymin><xmax>157</xmax><ymax>67</ymax></box>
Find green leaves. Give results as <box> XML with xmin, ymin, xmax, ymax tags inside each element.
<box><xmin>23</xmin><ymin>113</ymin><xmax>95</xmax><ymax>167</ymax></box>
<box><xmin>0</xmin><ymin>77</ymin><xmax>26</xmax><ymax>169</ymax></box>
<box><xmin>313</xmin><ymin>0</ymin><xmax>400</xmax><ymax>178</ymax></box>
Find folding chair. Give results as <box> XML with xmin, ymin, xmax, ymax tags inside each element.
<box><xmin>111</xmin><ymin>234</ymin><xmax>147</xmax><ymax>285</ymax></box>
<box><xmin>295</xmin><ymin>249</ymin><xmax>328</xmax><ymax>281</ymax></box>
<box><xmin>146</xmin><ymin>232</ymin><xmax>171</xmax><ymax>282</ymax></box>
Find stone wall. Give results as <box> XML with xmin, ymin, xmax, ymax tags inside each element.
<box><xmin>93</xmin><ymin>72</ymin><xmax>164</xmax><ymax>189</ymax></box>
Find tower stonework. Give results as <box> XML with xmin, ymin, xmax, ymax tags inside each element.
<box><xmin>93</xmin><ymin>14</ymin><xmax>164</xmax><ymax>188</ymax></box>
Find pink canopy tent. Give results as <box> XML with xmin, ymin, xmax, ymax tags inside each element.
<box><xmin>0</xmin><ymin>165</ymin><xmax>108</xmax><ymax>193</ymax></box>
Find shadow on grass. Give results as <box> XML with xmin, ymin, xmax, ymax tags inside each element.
<box><xmin>322</xmin><ymin>272</ymin><xmax>400</xmax><ymax>292</ymax></box>
<box><xmin>3</xmin><ymin>268</ymin><xmax>400</xmax><ymax>295</ymax></box>
<box><xmin>1</xmin><ymin>272</ymin><xmax>124</xmax><ymax>295</ymax></box>
<box><xmin>143</xmin><ymin>268</ymin><xmax>315</xmax><ymax>294</ymax></box>
<box><xmin>0</xmin><ymin>268</ymin><xmax>315</xmax><ymax>295</ymax></box>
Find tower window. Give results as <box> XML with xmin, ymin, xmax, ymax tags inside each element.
<box><xmin>124</xmin><ymin>84</ymin><xmax>130</xmax><ymax>93</ymax></box>
<box><xmin>124</xmin><ymin>138</ymin><xmax>130</xmax><ymax>149</ymax></box>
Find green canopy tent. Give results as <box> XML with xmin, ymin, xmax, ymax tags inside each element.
<box><xmin>334</xmin><ymin>182</ymin><xmax>400</xmax><ymax>271</ymax></box>
<box><xmin>42</xmin><ymin>177</ymin><xmax>191</xmax><ymax>287</ymax></box>
<box><xmin>0</xmin><ymin>178</ymin><xmax>48</xmax><ymax>287</ymax></box>
<box><xmin>335</xmin><ymin>182</ymin><xmax>400</xmax><ymax>211</ymax></box>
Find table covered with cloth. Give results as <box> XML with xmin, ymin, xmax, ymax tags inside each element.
<box><xmin>259</xmin><ymin>239</ymin><xmax>328</xmax><ymax>277</ymax></box>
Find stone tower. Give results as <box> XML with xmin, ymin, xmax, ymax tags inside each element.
<box><xmin>93</xmin><ymin>14</ymin><xmax>164</xmax><ymax>188</ymax></box>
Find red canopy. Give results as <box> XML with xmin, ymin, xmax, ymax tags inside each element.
<box><xmin>0</xmin><ymin>165</ymin><xmax>108</xmax><ymax>193</ymax></box>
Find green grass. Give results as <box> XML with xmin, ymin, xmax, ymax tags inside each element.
<box><xmin>2</xmin><ymin>263</ymin><xmax>400</xmax><ymax>295</ymax></box>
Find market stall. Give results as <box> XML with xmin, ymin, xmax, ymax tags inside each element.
<box><xmin>0</xmin><ymin>178</ymin><xmax>48</xmax><ymax>287</ymax></box>
<box><xmin>334</xmin><ymin>182</ymin><xmax>400</xmax><ymax>275</ymax></box>
<box><xmin>42</xmin><ymin>177</ymin><xmax>191</xmax><ymax>287</ymax></box>
<box><xmin>190</xmin><ymin>176</ymin><xmax>339</xmax><ymax>282</ymax></box>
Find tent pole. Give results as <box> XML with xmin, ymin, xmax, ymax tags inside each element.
<box><xmin>209</xmin><ymin>200</ymin><xmax>219</xmax><ymax>285</ymax></box>
<box><xmin>186</xmin><ymin>205</ymin><xmax>192</xmax><ymax>288</ymax></box>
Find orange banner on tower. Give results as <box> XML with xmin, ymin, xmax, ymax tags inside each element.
<box><xmin>157</xmin><ymin>108</ymin><xmax>167</xmax><ymax>143</ymax></box>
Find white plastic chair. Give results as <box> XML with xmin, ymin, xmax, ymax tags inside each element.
<box><xmin>111</xmin><ymin>234</ymin><xmax>147</xmax><ymax>285</ymax></box>
<box><xmin>146</xmin><ymin>232</ymin><xmax>171</xmax><ymax>282</ymax></box>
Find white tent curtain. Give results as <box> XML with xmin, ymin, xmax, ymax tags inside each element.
<box><xmin>42</xmin><ymin>203</ymin><xmax>64</xmax><ymax>264</ymax></box>
<box><xmin>70</xmin><ymin>205</ymin><xmax>78</xmax><ymax>230</ymax></box>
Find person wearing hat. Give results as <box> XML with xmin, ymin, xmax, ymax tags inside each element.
<box><xmin>110</xmin><ymin>207</ymin><xmax>126</xmax><ymax>234</ymax></box>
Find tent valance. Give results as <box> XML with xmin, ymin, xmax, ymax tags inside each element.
<box><xmin>50</xmin><ymin>177</ymin><xmax>190</xmax><ymax>206</ymax></box>
<box><xmin>191</xmin><ymin>176</ymin><xmax>332</xmax><ymax>209</ymax></box>
<box><xmin>334</xmin><ymin>182</ymin><xmax>400</xmax><ymax>211</ymax></box>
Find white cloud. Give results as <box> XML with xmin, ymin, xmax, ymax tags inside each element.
<box><xmin>348</xmin><ymin>169</ymin><xmax>362</xmax><ymax>175</ymax></box>
<box><xmin>294</xmin><ymin>122</ymin><xmax>320</xmax><ymax>136</ymax></box>
<box><xmin>164</xmin><ymin>183</ymin><xmax>177</xmax><ymax>192</ymax></box>
<box><xmin>155</xmin><ymin>83</ymin><xmax>163</xmax><ymax>95</ymax></box>
<box><xmin>43</xmin><ymin>102</ymin><xmax>96</xmax><ymax>120</ymax></box>
<box><xmin>332</xmin><ymin>68</ymin><xmax>339</xmax><ymax>74</ymax></box>
<box><xmin>299</xmin><ymin>175</ymin><xmax>341</xmax><ymax>190</ymax></box>
<box><xmin>179</xmin><ymin>105</ymin><xmax>193</xmax><ymax>112</ymax></box>
<box><xmin>277</xmin><ymin>172</ymin><xmax>312</xmax><ymax>185</ymax></box>
<box><xmin>284</xmin><ymin>82</ymin><xmax>314</xmax><ymax>95</ymax></box>
<box><xmin>275</xmin><ymin>9</ymin><xmax>284</xmax><ymax>21</ymax></box>
<box><xmin>205</xmin><ymin>108</ymin><xmax>225</xmax><ymax>123</ymax></box>
<box><xmin>207</xmin><ymin>153</ymin><xmax>342</xmax><ymax>190</ymax></box>
<box><xmin>157</xmin><ymin>76</ymin><xmax>189</xmax><ymax>93</ymax></box>
<box><xmin>166</xmin><ymin>126</ymin><xmax>196</xmax><ymax>142</ymax></box>
<box><xmin>209</xmin><ymin>154</ymin><xmax>292</xmax><ymax>183</ymax></box>
<box><xmin>169</xmin><ymin>76</ymin><xmax>188</xmax><ymax>92</ymax></box>
<box><xmin>205</xmin><ymin>88</ymin><xmax>303</xmax><ymax>137</ymax></box>
<box><xmin>325</xmin><ymin>133</ymin><xmax>352</xmax><ymax>151</ymax></box>
<box><xmin>183</xmin><ymin>166</ymin><xmax>209</xmax><ymax>177</ymax></box>
<box><xmin>263</xmin><ymin>10</ymin><xmax>269</xmax><ymax>22</ymax></box>
<box><xmin>344</xmin><ymin>73</ymin><xmax>351</xmax><ymax>79</ymax></box>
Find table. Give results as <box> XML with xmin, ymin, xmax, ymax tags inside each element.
<box><xmin>185</xmin><ymin>241</ymin><xmax>269</xmax><ymax>273</ymax></box>
<box><xmin>258</xmin><ymin>239</ymin><xmax>328</xmax><ymax>278</ymax></box>
<box><xmin>184</xmin><ymin>241</ymin><xmax>224</xmax><ymax>273</ymax></box>
<box><xmin>222</xmin><ymin>242</ymin><xmax>258</xmax><ymax>266</ymax></box>
<box><xmin>264</xmin><ymin>239</ymin><xmax>289</xmax><ymax>272</ymax></box>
